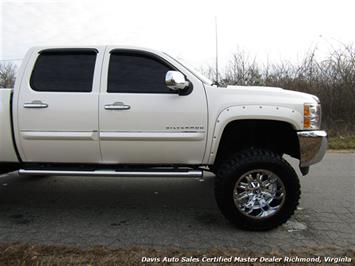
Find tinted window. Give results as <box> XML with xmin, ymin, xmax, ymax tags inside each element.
<box><xmin>30</xmin><ymin>50</ymin><xmax>97</xmax><ymax>92</ymax></box>
<box><xmin>108</xmin><ymin>53</ymin><xmax>174</xmax><ymax>93</ymax></box>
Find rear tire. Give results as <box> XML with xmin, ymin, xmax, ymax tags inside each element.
<box><xmin>214</xmin><ymin>149</ymin><xmax>300</xmax><ymax>231</ymax></box>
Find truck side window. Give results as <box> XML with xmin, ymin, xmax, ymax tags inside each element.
<box><xmin>30</xmin><ymin>51</ymin><xmax>97</xmax><ymax>92</ymax></box>
<box><xmin>108</xmin><ymin>52</ymin><xmax>174</xmax><ymax>93</ymax></box>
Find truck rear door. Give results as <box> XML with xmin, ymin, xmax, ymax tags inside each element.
<box><xmin>14</xmin><ymin>47</ymin><xmax>103</xmax><ymax>163</ymax></box>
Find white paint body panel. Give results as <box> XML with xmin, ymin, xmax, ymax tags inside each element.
<box><xmin>202</xmin><ymin>85</ymin><xmax>317</xmax><ymax>164</ymax></box>
<box><xmin>0</xmin><ymin>89</ymin><xmax>18</xmax><ymax>162</ymax></box>
<box><xmin>13</xmin><ymin>47</ymin><xmax>105</xmax><ymax>163</ymax></box>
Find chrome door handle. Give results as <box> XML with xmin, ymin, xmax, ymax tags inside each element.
<box><xmin>104</xmin><ymin>102</ymin><xmax>131</xmax><ymax>110</ymax></box>
<box><xmin>24</xmin><ymin>100</ymin><xmax>48</xmax><ymax>109</ymax></box>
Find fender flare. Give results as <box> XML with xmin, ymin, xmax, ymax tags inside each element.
<box><xmin>207</xmin><ymin>105</ymin><xmax>303</xmax><ymax>164</ymax></box>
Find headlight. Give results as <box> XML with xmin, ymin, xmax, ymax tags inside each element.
<box><xmin>304</xmin><ymin>103</ymin><xmax>321</xmax><ymax>129</ymax></box>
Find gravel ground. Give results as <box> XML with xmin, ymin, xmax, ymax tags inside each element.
<box><xmin>0</xmin><ymin>152</ymin><xmax>354</xmax><ymax>252</ymax></box>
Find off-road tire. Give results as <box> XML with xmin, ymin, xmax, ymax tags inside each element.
<box><xmin>214</xmin><ymin>149</ymin><xmax>300</xmax><ymax>231</ymax></box>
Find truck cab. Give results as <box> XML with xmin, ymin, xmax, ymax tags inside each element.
<box><xmin>13</xmin><ymin>46</ymin><xmax>209</xmax><ymax>165</ymax></box>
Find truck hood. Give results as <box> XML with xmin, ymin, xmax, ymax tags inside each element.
<box><xmin>224</xmin><ymin>85</ymin><xmax>319</xmax><ymax>103</ymax></box>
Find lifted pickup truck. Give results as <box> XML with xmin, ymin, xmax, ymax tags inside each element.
<box><xmin>0</xmin><ymin>46</ymin><xmax>327</xmax><ymax>230</ymax></box>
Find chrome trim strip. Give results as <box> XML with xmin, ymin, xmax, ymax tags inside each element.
<box><xmin>21</xmin><ymin>131</ymin><xmax>98</xmax><ymax>140</ymax></box>
<box><xmin>298</xmin><ymin>130</ymin><xmax>327</xmax><ymax>138</ymax></box>
<box><xmin>18</xmin><ymin>169</ymin><xmax>203</xmax><ymax>178</ymax></box>
<box><xmin>297</xmin><ymin>130</ymin><xmax>328</xmax><ymax>167</ymax></box>
<box><xmin>99</xmin><ymin>131</ymin><xmax>205</xmax><ymax>141</ymax></box>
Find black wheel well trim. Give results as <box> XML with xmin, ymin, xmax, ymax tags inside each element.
<box><xmin>211</xmin><ymin>119</ymin><xmax>300</xmax><ymax>166</ymax></box>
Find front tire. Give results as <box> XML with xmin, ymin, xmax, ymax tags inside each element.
<box><xmin>214</xmin><ymin>149</ymin><xmax>300</xmax><ymax>231</ymax></box>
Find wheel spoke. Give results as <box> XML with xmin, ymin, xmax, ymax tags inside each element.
<box><xmin>262</xmin><ymin>180</ymin><xmax>271</xmax><ymax>187</ymax></box>
<box><xmin>245</xmin><ymin>174</ymin><xmax>254</xmax><ymax>183</ymax></box>
<box><xmin>273</xmin><ymin>192</ymin><xmax>284</xmax><ymax>200</ymax></box>
<box><xmin>238</xmin><ymin>182</ymin><xmax>248</xmax><ymax>190</ymax></box>
<box><xmin>246</xmin><ymin>207</ymin><xmax>255</xmax><ymax>214</ymax></box>
<box><xmin>257</xmin><ymin>173</ymin><xmax>264</xmax><ymax>182</ymax></box>
<box><xmin>236</xmin><ymin>191</ymin><xmax>249</xmax><ymax>201</ymax></box>
<box><xmin>258</xmin><ymin>200</ymin><xmax>280</xmax><ymax>217</ymax></box>
<box><xmin>261</xmin><ymin>191</ymin><xmax>274</xmax><ymax>200</ymax></box>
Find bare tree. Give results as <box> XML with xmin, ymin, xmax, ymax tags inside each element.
<box><xmin>199</xmin><ymin>65</ymin><xmax>218</xmax><ymax>83</ymax></box>
<box><xmin>224</xmin><ymin>49</ymin><xmax>262</xmax><ymax>86</ymax></box>
<box><xmin>0</xmin><ymin>62</ymin><xmax>16</xmax><ymax>88</ymax></box>
<box><xmin>200</xmin><ymin>44</ymin><xmax>355</xmax><ymax>136</ymax></box>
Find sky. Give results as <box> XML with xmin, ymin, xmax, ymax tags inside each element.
<box><xmin>0</xmin><ymin>0</ymin><xmax>354</xmax><ymax>71</ymax></box>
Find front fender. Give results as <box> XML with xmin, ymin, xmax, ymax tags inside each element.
<box><xmin>207</xmin><ymin>105</ymin><xmax>303</xmax><ymax>164</ymax></box>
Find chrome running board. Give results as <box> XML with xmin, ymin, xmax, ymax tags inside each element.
<box><xmin>18</xmin><ymin>169</ymin><xmax>203</xmax><ymax>178</ymax></box>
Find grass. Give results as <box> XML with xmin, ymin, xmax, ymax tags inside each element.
<box><xmin>0</xmin><ymin>243</ymin><xmax>353</xmax><ymax>266</ymax></box>
<box><xmin>328</xmin><ymin>135</ymin><xmax>355</xmax><ymax>150</ymax></box>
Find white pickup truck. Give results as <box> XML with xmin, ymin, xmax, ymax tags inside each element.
<box><xmin>0</xmin><ymin>46</ymin><xmax>327</xmax><ymax>230</ymax></box>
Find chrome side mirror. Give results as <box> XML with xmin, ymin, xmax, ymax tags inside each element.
<box><xmin>165</xmin><ymin>71</ymin><xmax>189</xmax><ymax>91</ymax></box>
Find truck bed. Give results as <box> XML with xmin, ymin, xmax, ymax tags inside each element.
<box><xmin>0</xmin><ymin>89</ymin><xmax>19</xmax><ymax>162</ymax></box>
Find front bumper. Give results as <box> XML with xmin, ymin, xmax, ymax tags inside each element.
<box><xmin>297</xmin><ymin>130</ymin><xmax>328</xmax><ymax>167</ymax></box>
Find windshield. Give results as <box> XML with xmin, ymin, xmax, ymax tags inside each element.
<box><xmin>164</xmin><ymin>53</ymin><xmax>213</xmax><ymax>85</ymax></box>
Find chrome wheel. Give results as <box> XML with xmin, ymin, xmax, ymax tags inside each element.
<box><xmin>233</xmin><ymin>169</ymin><xmax>286</xmax><ymax>219</ymax></box>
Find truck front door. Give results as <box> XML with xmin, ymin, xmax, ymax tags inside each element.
<box><xmin>98</xmin><ymin>49</ymin><xmax>208</xmax><ymax>164</ymax></box>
